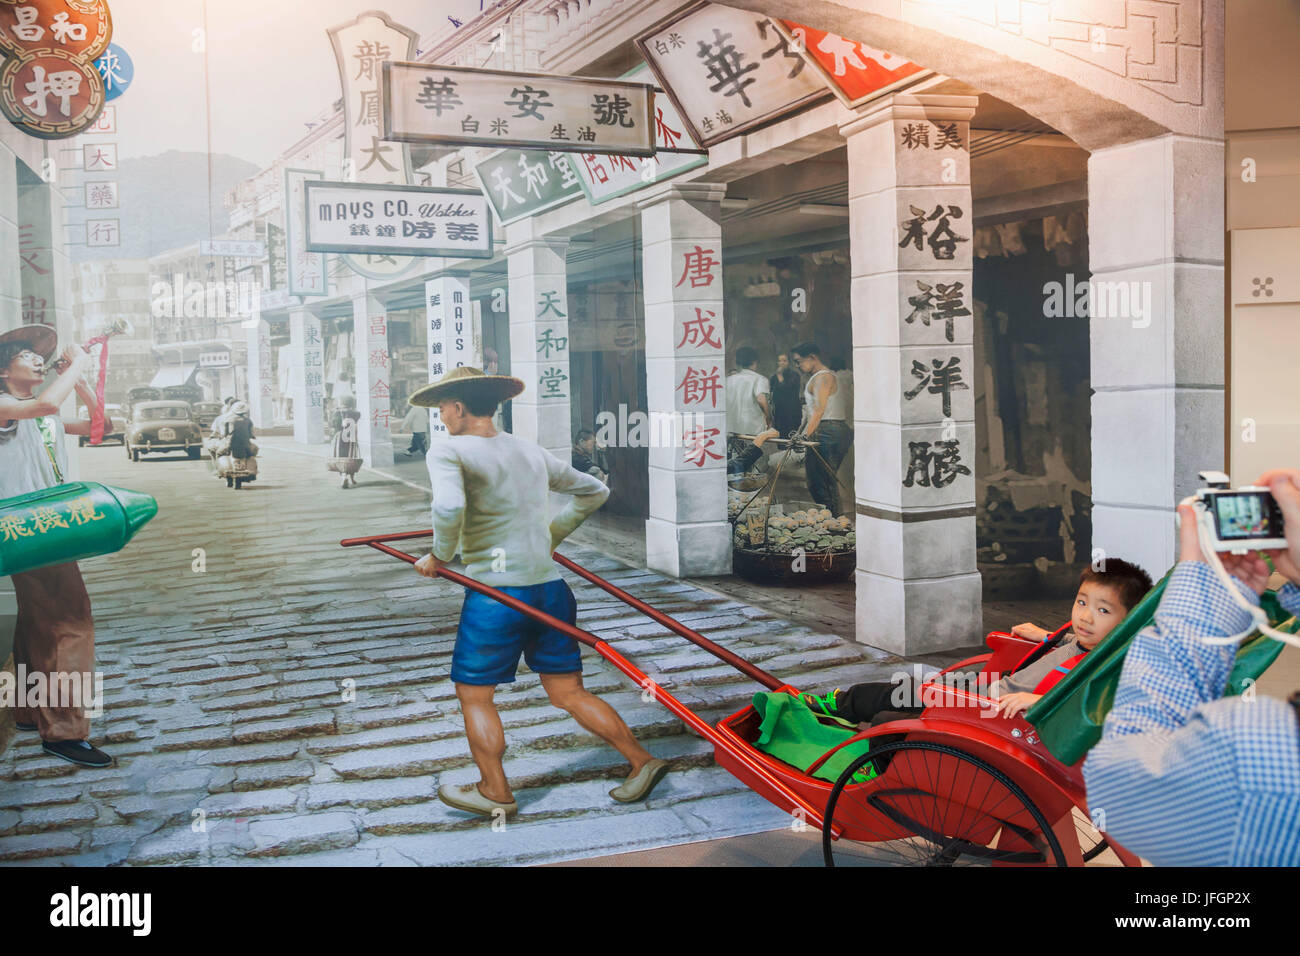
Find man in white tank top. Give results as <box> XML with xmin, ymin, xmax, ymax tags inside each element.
<box><xmin>791</xmin><ymin>341</ymin><xmax>853</xmax><ymax>517</ymax></box>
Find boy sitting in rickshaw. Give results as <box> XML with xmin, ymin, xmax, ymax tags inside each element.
<box><xmin>802</xmin><ymin>559</ymin><xmax>1154</xmax><ymax>725</ymax></box>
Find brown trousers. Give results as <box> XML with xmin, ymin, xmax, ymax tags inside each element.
<box><xmin>10</xmin><ymin>562</ymin><xmax>94</xmax><ymax>741</ymax></box>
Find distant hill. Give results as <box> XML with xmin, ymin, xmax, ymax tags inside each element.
<box><xmin>69</xmin><ymin>150</ymin><xmax>260</xmax><ymax>262</ymax></box>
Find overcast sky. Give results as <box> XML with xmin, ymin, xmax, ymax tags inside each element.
<box><xmin>111</xmin><ymin>0</ymin><xmax>486</xmax><ymax>166</ymax></box>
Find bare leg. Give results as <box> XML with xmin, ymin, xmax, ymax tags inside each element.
<box><xmin>541</xmin><ymin>672</ymin><xmax>653</xmax><ymax>772</ymax></box>
<box><xmin>454</xmin><ymin>683</ymin><xmax>512</xmax><ymax>803</ymax></box>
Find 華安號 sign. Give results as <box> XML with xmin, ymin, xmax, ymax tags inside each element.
<box><xmin>383</xmin><ymin>62</ymin><xmax>655</xmax><ymax>157</ymax></box>
<box><xmin>303</xmin><ymin>182</ymin><xmax>494</xmax><ymax>259</ymax></box>
<box><xmin>635</xmin><ymin>1</ymin><xmax>829</xmax><ymax>149</ymax></box>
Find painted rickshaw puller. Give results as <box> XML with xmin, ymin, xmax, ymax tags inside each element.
<box><xmin>409</xmin><ymin>366</ymin><xmax>668</xmax><ymax>818</ymax></box>
<box><xmin>0</xmin><ymin>326</ymin><xmax>114</xmax><ymax>767</ymax></box>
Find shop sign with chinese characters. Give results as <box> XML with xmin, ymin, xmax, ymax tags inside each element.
<box><xmin>384</xmin><ymin>62</ymin><xmax>655</xmax><ymax>157</ymax></box>
<box><xmin>572</xmin><ymin>64</ymin><xmax>706</xmax><ymax>206</ymax></box>
<box><xmin>0</xmin><ymin>0</ymin><xmax>112</xmax><ymax>138</ymax></box>
<box><xmin>284</xmin><ymin>168</ymin><xmax>327</xmax><ymax>297</ymax></box>
<box><xmin>327</xmin><ymin>11</ymin><xmax>420</xmax><ymax>282</ymax></box>
<box><xmin>303</xmin><ymin>182</ymin><xmax>493</xmax><ymax>258</ymax></box>
<box><xmin>199</xmin><ymin>239</ymin><xmax>266</xmax><ymax>258</ymax></box>
<box><xmin>774</xmin><ymin>21</ymin><xmax>930</xmax><ymax>109</ymax></box>
<box><xmin>635</xmin><ymin>1</ymin><xmax>828</xmax><ymax>149</ymax></box>
<box><xmin>474</xmin><ymin>148</ymin><xmax>583</xmax><ymax>225</ymax></box>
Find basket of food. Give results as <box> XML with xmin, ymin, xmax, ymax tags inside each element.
<box><xmin>729</xmin><ymin>491</ymin><xmax>856</xmax><ymax>585</ymax></box>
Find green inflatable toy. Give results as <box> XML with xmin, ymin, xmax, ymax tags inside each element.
<box><xmin>0</xmin><ymin>481</ymin><xmax>157</xmax><ymax>577</ymax></box>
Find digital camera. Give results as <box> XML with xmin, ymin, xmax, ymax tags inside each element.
<box><xmin>1195</xmin><ymin>471</ymin><xmax>1287</xmax><ymax>552</ymax></box>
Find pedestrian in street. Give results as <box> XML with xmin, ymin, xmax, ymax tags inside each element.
<box><xmin>331</xmin><ymin>396</ymin><xmax>362</xmax><ymax>488</ymax></box>
<box><xmin>724</xmin><ymin>346</ymin><xmax>771</xmax><ymax>444</ymax></box>
<box><xmin>572</xmin><ymin>428</ymin><xmax>609</xmax><ymax>486</ymax></box>
<box><xmin>791</xmin><ymin>341</ymin><xmax>853</xmax><ymax>517</ymax></box>
<box><xmin>768</xmin><ymin>352</ymin><xmax>802</xmax><ymax>438</ymax></box>
<box><xmin>401</xmin><ymin>402</ymin><xmax>429</xmax><ymax>457</ymax></box>
<box><xmin>0</xmin><ymin>327</ymin><xmax>114</xmax><ymax>767</ymax></box>
<box><xmin>409</xmin><ymin>366</ymin><xmax>668</xmax><ymax>819</ymax></box>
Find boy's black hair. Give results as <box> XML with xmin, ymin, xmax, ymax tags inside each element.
<box><xmin>790</xmin><ymin>341</ymin><xmax>821</xmax><ymax>360</ymax></box>
<box><xmin>1079</xmin><ymin>559</ymin><xmax>1154</xmax><ymax>613</ymax></box>
<box><xmin>575</xmin><ymin>428</ymin><xmax>595</xmax><ymax>442</ymax></box>
<box><xmin>0</xmin><ymin>342</ymin><xmax>31</xmax><ymax>391</ymax></box>
<box><xmin>735</xmin><ymin>346</ymin><xmax>758</xmax><ymax>368</ymax></box>
<box><xmin>443</xmin><ymin>383</ymin><xmax>500</xmax><ymax>418</ymax></box>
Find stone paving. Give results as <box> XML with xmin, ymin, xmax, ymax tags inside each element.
<box><xmin>0</xmin><ymin>441</ymin><xmax>909</xmax><ymax>866</ymax></box>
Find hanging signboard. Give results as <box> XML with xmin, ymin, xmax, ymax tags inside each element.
<box><xmin>284</xmin><ymin>168</ymin><xmax>327</xmax><ymax>297</ymax></box>
<box><xmin>327</xmin><ymin>11</ymin><xmax>420</xmax><ymax>282</ymax></box>
<box><xmin>0</xmin><ymin>1</ymin><xmax>113</xmax><ymax>61</ymax></box>
<box><xmin>635</xmin><ymin>1</ymin><xmax>829</xmax><ymax>149</ymax></box>
<box><xmin>474</xmin><ymin>148</ymin><xmax>584</xmax><ymax>225</ymax></box>
<box><xmin>303</xmin><ymin>182</ymin><xmax>494</xmax><ymax>258</ymax></box>
<box><xmin>774</xmin><ymin>21</ymin><xmax>930</xmax><ymax>109</ymax></box>
<box><xmin>572</xmin><ymin>65</ymin><xmax>707</xmax><ymax>206</ymax></box>
<box><xmin>384</xmin><ymin>62</ymin><xmax>656</xmax><ymax>157</ymax></box>
<box><xmin>200</xmin><ymin>239</ymin><xmax>266</xmax><ymax>258</ymax></box>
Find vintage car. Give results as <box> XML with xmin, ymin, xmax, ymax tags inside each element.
<box><xmin>124</xmin><ymin>401</ymin><xmax>204</xmax><ymax>461</ymax></box>
<box><xmin>77</xmin><ymin>403</ymin><xmax>125</xmax><ymax>446</ymax></box>
<box><xmin>191</xmin><ymin>401</ymin><xmax>223</xmax><ymax>431</ymax></box>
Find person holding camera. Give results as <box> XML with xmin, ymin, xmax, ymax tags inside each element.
<box><xmin>1083</xmin><ymin>470</ymin><xmax>1300</xmax><ymax>866</ymax></box>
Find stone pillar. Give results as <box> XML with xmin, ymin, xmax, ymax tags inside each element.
<box><xmin>1088</xmin><ymin>136</ymin><xmax>1225</xmax><ymax>576</ymax></box>
<box><xmin>351</xmin><ymin>293</ymin><xmax>394</xmax><ymax>468</ymax></box>
<box><xmin>245</xmin><ymin>319</ymin><xmax>274</xmax><ymax>429</ymax></box>
<box><xmin>288</xmin><ymin>310</ymin><xmax>325</xmax><ymax>444</ymax></box>
<box><xmin>843</xmin><ymin>94</ymin><xmax>982</xmax><ymax>655</ymax></box>
<box><xmin>639</xmin><ymin>182</ymin><xmax>730</xmax><ymax>577</ymax></box>
<box><xmin>505</xmin><ymin>227</ymin><xmax>571</xmax><ymax>461</ymax></box>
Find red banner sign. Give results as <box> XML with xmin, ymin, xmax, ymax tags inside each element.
<box><xmin>778</xmin><ymin>21</ymin><xmax>929</xmax><ymax>109</ymax></box>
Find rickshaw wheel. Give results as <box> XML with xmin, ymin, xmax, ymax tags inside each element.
<box><xmin>822</xmin><ymin>740</ymin><xmax>1065</xmax><ymax>867</ymax></box>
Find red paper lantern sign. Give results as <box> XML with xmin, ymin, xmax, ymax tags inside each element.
<box><xmin>0</xmin><ymin>0</ymin><xmax>112</xmax><ymax>61</ymax></box>
<box><xmin>0</xmin><ymin>46</ymin><xmax>105</xmax><ymax>138</ymax></box>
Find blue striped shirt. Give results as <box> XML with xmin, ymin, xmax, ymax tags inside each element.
<box><xmin>1083</xmin><ymin>561</ymin><xmax>1300</xmax><ymax>866</ymax></box>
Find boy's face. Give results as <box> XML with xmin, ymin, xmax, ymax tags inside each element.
<box><xmin>0</xmin><ymin>348</ymin><xmax>45</xmax><ymax>389</ymax></box>
<box><xmin>1071</xmin><ymin>581</ymin><xmax>1128</xmax><ymax>649</ymax></box>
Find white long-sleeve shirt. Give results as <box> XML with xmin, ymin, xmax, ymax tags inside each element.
<box><xmin>425</xmin><ymin>431</ymin><xmax>609</xmax><ymax>586</ymax></box>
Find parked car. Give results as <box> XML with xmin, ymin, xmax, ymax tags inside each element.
<box><xmin>124</xmin><ymin>401</ymin><xmax>203</xmax><ymax>461</ymax></box>
<box><xmin>191</xmin><ymin>401</ymin><xmax>223</xmax><ymax>432</ymax></box>
<box><xmin>78</xmin><ymin>403</ymin><xmax>125</xmax><ymax>446</ymax></box>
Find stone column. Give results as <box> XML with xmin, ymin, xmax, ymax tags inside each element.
<box><xmin>351</xmin><ymin>293</ymin><xmax>394</xmax><ymax>468</ymax></box>
<box><xmin>245</xmin><ymin>319</ymin><xmax>274</xmax><ymax>429</ymax></box>
<box><xmin>504</xmin><ymin>225</ymin><xmax>571</xmax><ymax>461</ymax></box>
<box><xmin>843</xmin><ymin>94</ymin><xmax>982</xmax><ymax>655</ymax></box>
<box><xmin>1088</xmin><ymin>136</ymin><xmax>1224</xmax><ymax>576</ymax></box>
<box><xmin>288</xmin><ymin>310</ymin><xmax>325</xmax><ymax>444</ymax></box>
<box><xmin>640</xmin><ymin>182</ymin><xmax>730</xmax><ymax>577</ymax></box>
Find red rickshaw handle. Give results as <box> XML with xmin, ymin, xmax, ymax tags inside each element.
<box><xmin>339</xmin><ymin>529</ymin><xmax>829</xmax><ymax>830</ymax></box>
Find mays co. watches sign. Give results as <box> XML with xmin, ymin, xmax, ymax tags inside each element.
<box><xmin>303</xmin><ymin>182</ymin><xmax>494</xmax><ymax>259</ymax></box>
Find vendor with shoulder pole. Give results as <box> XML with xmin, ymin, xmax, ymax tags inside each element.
<box><xmin>410</xmin><ymin>366</ymin><xmax>669</xmax><ymax>818</ymax></box>
<box><xmin>0</xmin><ymin>326</ymin><xmax>114</xmax><ymax>767</ymax></box>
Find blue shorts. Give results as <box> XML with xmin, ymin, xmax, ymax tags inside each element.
<box><xmin>450</xmin><ymin>578</ymin><xmax>582</xmax><ymax>686</ymax></box>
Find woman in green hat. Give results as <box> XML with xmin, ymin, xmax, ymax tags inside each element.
<box><xmin>0</xmin><ymin>326</ymin><xmax>115</xmax><ymax>768</ymax></box>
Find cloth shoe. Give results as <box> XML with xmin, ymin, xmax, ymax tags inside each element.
<box><xmin>437</xmin><ymin>782</ymin><xmax>517</xmax><ymax>819</ymax></box>
<box><xmin>14</xmin><ymin>721</ymin><xmax>36</xmax><ymax>732</ymax></box>
<box><xmin>609</xmin><ymin>758</ymin><xmax>670</xmax><ymax>803</ymax></box>
<box><xmin>43</xmin><ymin>739</ymin><xmax>113</xmax><ymax>768</ymax></box>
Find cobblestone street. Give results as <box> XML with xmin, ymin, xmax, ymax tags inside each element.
<box><xmin>0</xmin><ymin>443</ymin><xmax>906</xmax><ymax>866</ymax></box>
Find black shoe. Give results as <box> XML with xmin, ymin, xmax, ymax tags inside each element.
<box><xmin>14</xmin><ymin>722</ymin><xmax>36</xmax><ymax>732</ymax></box>
<box><xmin>43</xmin><ymin>739</ymin><xmax>113</xmax><ymax>768</ymax></box>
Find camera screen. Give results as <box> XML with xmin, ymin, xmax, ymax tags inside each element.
<box><xmin>1212</xmin><ymin>492</ymin><xmax>1277</xmax><ymax>540</ymax></box>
